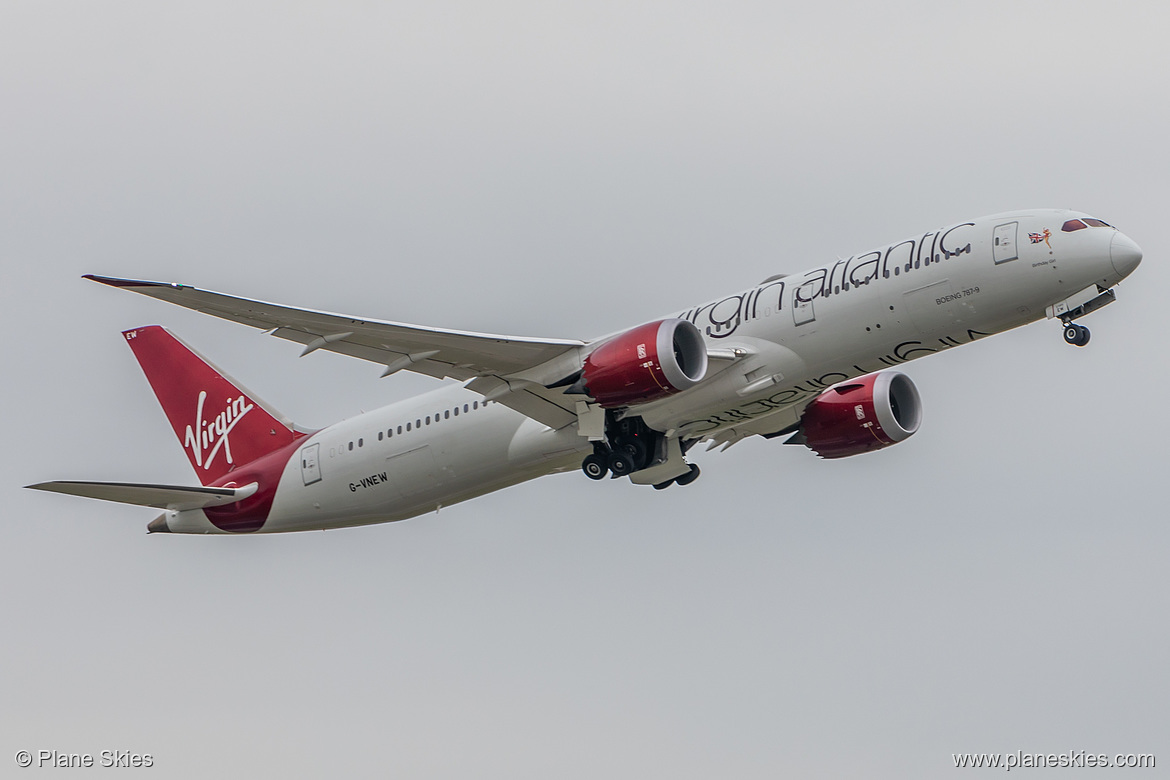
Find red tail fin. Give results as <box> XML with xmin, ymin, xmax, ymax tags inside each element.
<box><xmin>123</xmin><ymin>326</ymin><xmax>299</xmax><ymax>486</ymax></box>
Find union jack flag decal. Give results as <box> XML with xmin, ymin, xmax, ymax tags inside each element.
<box><xmin>1028</xmin><ymin>228</ymin><xmax>1052</xmax><ymax>247</ymax></box>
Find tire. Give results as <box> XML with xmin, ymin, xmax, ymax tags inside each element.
<box><xmin>621</xmin><ymin>439</ymin><xmax>648</xmax><ymax>469</ymax></box>
<box><xmin>1076</xmin><ymin>326</ymin><xmax>1091</xmax><ymax>347</ymax></box>
<box><xmin>582</xmin><ymin>453</ymin><xmax>608</xmax><ymax>480</ymax></box>
<box><xmin>674</xmin><ymin>463</ymin><xmax>700</xmax><ymax>486</ymax></box>
<box><xmin>608</xmin><ymin>452</ymin><xmax>634</xmax><ymax>477</ymax></box>
<box><xmin>653</xmin><ymin>480</ymin><xmax>673</xmax><ymax>490</ymax></box>
<box><xmin>1064</xmin><ymin>324</ymin><xmax>1081</xmax><ymax>345</ymax></box>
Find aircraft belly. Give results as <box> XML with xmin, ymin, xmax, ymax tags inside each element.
<box><xmin>507</xmin><ymin>418</ymin><xmax>592</xmax><ymax>479</ymax></box>
<box><xmin>163</xmin><ymin>508</ymin><xmax>228</xmax><ymax>534</ymax></box>
<box><xmin>262</xmin><ymin>403</ymin><xmax>570</xmax><ymax>532</ymax></box>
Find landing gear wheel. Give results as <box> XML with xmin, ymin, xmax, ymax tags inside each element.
<box><xmin>620</xmin><ymin>439</ymin><xmax>648</xmax><ymax>468</ymax></box>
<box><xmin>652</xmin><ymin>480</ymin><xmax>674</xmax><ymax>490</ymax></box>
<box><xmin>581</xmin><ymin>453</ymin><xmax>608</xmax><ymax>480</ymax></box>
<box><xmin>608</xmin><ymin>452</ymin><xmax>634</xmax><ymax>477</ymax></box>
<box><xmin>674</xmin><ymin>463</ymin><xmax>701</xmax><ymax>486</ymax></box>
<box><xmin>1063</xmin><ymin>323</ymin><xmax>1090</xmax><ymax>347</ymax></box>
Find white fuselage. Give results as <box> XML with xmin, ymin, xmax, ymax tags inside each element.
<box><xmin>164</xmin><ymin>209</ymin><xmax>1139</xmax><ymax>533</ymax></box>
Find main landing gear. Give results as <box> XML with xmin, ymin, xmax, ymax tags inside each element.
<box><xmin>652</xmin><ymin>463</ymin><xmax>700</xmax><ymax>490</ymax></box>
<box><xmin>580</xmin><ymin>442</ymin><xmax>644</xmax><ymax>480</ymax></box>
<box><xmin>579</xmin><ymin>415</ymin><xmax>700</xmax><ymax>487</ymax></box>
<box><xmin>581</xmin><ymin>453</ymin><xmax>608</xmax><ymax>480</ymax></box>
<box><xmin>1063</xmin><ymin>322</ymin><xmax>1091</xmax><ymax>347</ymax></box>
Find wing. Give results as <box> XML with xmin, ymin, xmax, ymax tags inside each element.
<box><xmin>686</xmin><ymin>398</ymin><xmax>807</xmax><ymax>452</ymax></box>
<box><xmin>85</xmin><ymin>275</ymin><xmax>587</xmax><ymax>428</ymax></box>
<box><xmin>25</xmin><ymin>481</ymin><xmax>258</xmax><ymax>510</ymax></box>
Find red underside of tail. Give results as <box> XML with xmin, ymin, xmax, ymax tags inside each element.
<box><xmin>202</xmin><ymin>437</ymin><xmax>305</xmax><ymax>532</ymax></box>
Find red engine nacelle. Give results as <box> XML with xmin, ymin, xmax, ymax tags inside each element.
<box><xmin>580</xmin><ymin>319</ymin><xmax>708</xmax><ymax>407</ymax></box>
<box><xmin>799</xmin><ymin>371</ymin><xmax>922</xmax><ymax>458</ymax></box>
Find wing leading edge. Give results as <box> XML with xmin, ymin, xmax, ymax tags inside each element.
<box><xmin>84</xmin><ymin>275</ymin><xmax>587</xmax><ymax>428</ymax></box>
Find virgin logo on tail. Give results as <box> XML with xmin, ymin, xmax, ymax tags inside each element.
<box><xmin>184</xmin><ymin>391</ymin><xmax>255</xmax><ymax>470</ymax></box>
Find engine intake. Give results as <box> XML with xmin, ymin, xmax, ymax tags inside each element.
<box><xmin>800</xmin><ymin>371</ymin><xmax>922</xmax><ymax>458</ymax></box>
<box><xmin>580</xmin><ymin>319</ymin><xmax>708</xmax><ymax>407</ymax></box>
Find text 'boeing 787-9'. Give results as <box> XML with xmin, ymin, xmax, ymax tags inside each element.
<box><xmin>27</xmin><ymin>209</ymin><xmax>1143</xmax><ymax>534</ymax></box>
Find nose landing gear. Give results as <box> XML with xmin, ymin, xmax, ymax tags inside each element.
<box><xmin>1062</xmin><ymin>322</ymin><xmax>1091</xmax><ymax>347</ymax></box>
<box><xmin>1056</xmin><ymin>286</ymin><xmax>1116</xmax><ymax>347</ymax></box>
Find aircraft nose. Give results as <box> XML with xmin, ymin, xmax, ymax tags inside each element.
<box><xmin>1110</xmin><ymin>231</ymin><xmax>1143</xmax><ymax>278</ymax></box>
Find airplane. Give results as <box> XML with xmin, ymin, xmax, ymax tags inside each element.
<box><xmin>27</xmin><ymin>209</ymin><xmax>1142</xmax><ymax>534</ymax></box>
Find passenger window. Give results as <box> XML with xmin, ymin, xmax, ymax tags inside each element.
<box><xmin>454</xmin><ymin>407</ymin><xmax>459</xmax><ymax>417</ymax></box>
<box><xmin>416</xmin><ymin>419</ymin><xmax>421</xmax><ymax>428</ymax></box>
<box><xmin>445</xmin><ymin>410</ymin><xmax>450</xmax><ymax>419</ymax></box>
<box><xmin>378</xmin><ymin>432</ymin><xmax>383</xmax><ymax>441</ymax></box>
<box><xmin>425</xmin><ymin>416</ymin><xmax>430</xmax><ymax>425</ymax></box>
<box><xmin>397</xmin><ymin>425</ymin><xmax>403</xmax><ymax>434</ymax></box>
<box><xmin>463</xmin><ymin>404</ymin><xmax>469</xmax><ymax>413</ymax></box>
<box><xmin>358</xmin><ymin>438</ymin><xmax>363</xmax><ymax>447</ymax></box>
<box><xmin>348</xmin><ymin>442</ymin><xmax>353</xmax><ymax>451</ymax></box>
<box><xmin>473</xmin><ymin>401</ymin><xmax>479</xmax><ymax>410</ymax></box>
<box><xmin>1062</xmin><ymin>219</ymin><xmax>1087</xmax><ymax>232</ymax></box>
<box><xmin>406</xmin><ymin>422</ymin><xmax>412</xmax><ymax>431</ymax></box>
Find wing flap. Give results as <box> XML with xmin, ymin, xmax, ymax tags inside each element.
<box><xmin>473</xmin><ymin>382</ymin><xmax>578</xmax><ymax>429</ymax></box>
<box><xmin>25</xmin><ymin>481</ymin><xmax>258</xmax><ymax>510</ymax></box>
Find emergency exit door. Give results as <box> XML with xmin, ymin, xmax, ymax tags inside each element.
<box><xmin>793</xmin><ymin>282</ymin><xmax>816</xmax><ymax>326</ymax></box>
<box><xmin>300</xmin><ymin>443</ymin><xmax>321</xmax><ymax>485</ymax></box>
<box><xmin>993</xmin><ymin>222</ymin><xmax>1019</xmax><ymax>264</ymax></box>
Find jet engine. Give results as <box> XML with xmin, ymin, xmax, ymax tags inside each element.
<box><xmin>578</xmin><ymin>319</ymin><xmax>708</xmax><ymax>407</ymax></box>
<box><xmin>799</xmin><ymin>371</ymin><xmax>922</xmax><ymax>458</ymax></box>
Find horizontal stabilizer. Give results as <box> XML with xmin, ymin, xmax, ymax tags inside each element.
<box><xmin>25</xmin><ymin>481</ymin><xmax>258</xmax><ymax>510</ymax></box>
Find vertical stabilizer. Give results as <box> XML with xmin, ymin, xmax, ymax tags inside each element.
<box><xmin>123</xmin><ymin>326</ymin><xmax>299</xmax><ymax>486</ymax></box>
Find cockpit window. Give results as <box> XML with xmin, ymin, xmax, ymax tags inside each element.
<box><xmin>1064</xmin><ymin>217</ymin><xmax>1113</xmax><ymax>232</ymax></box>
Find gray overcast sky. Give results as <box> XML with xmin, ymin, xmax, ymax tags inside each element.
<box><xmin>2</xmin><ymin>2</ymin><xmax>1168</xmax><ymax>778</ymax></box>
